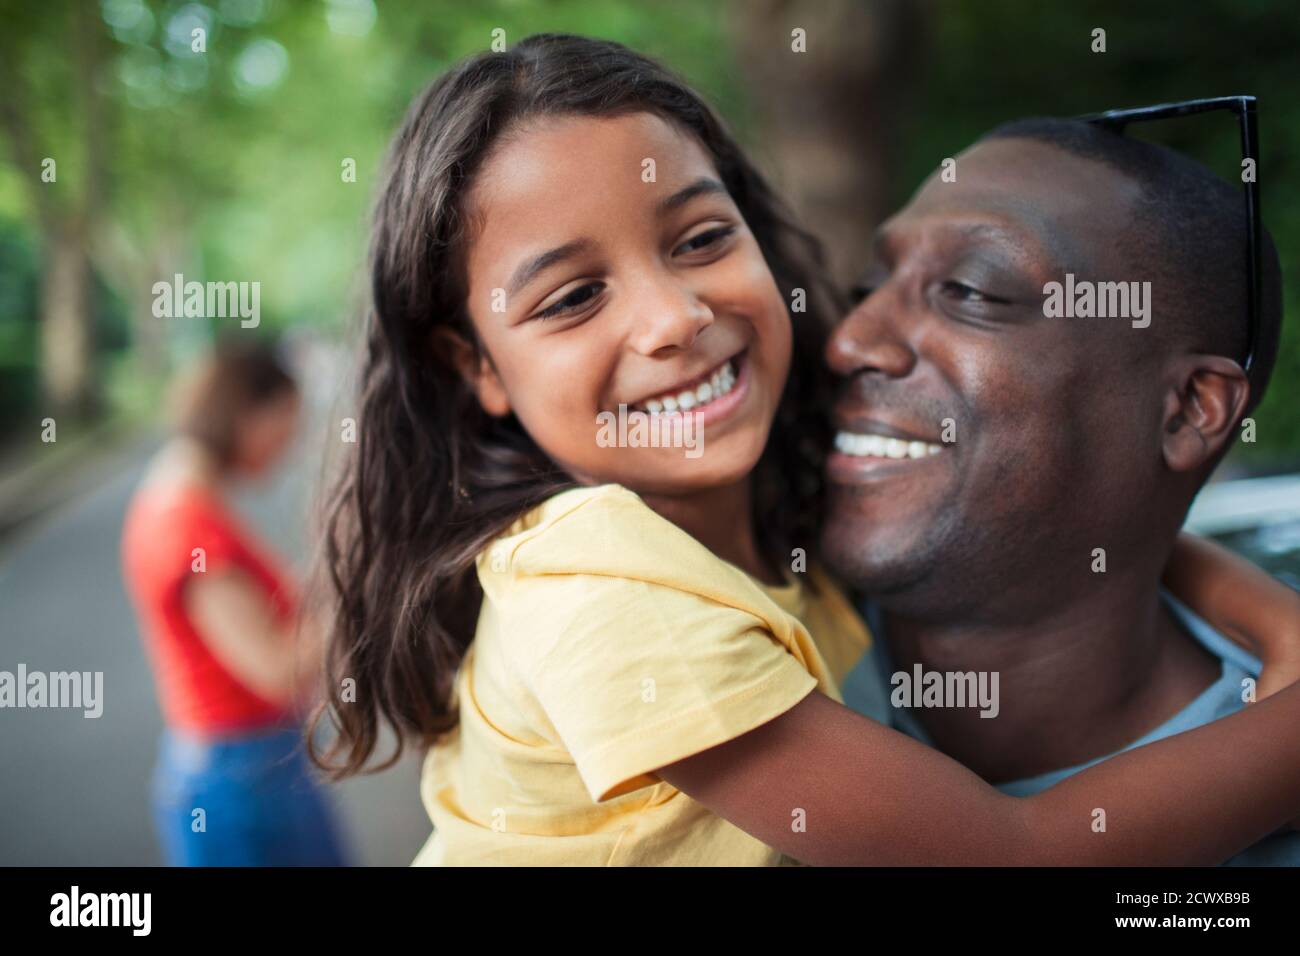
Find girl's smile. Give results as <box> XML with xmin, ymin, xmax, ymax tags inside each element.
<box><xmin>628</xmin><ymin>348</ymin><xmax>737</xmax><ymax>412</ymax></box>
<box><xmin>625</xmin><ymin>348</ymin><xmax>751</xmax><ymax>432</ymax></box>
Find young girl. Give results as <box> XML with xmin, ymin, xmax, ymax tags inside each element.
<box><xmin>313</xmin><ymin>34</ymin><xmax>1300</xmax><ymax>865</ymax></box>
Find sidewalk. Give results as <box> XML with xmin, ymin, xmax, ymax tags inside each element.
<box><xmin>0</xmin><ymin>417</ymin><xmax>157</xmax><ymax>561</ymax></box>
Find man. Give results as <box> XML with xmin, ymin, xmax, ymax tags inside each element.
<box><xmin>821</xmin><ymin>117</ymin><xmax>1298</xmax><ymax>864</ymax></box>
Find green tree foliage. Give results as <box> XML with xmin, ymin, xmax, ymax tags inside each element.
<box><xmin>0</xmin><ymin>0</ymin><xmax>1294</xmax><ymax>464</ymax></box>
<box><xmin>0</xmin><ymin>0</ymin><xmax>736</xmax><ymax>441</ymax></box>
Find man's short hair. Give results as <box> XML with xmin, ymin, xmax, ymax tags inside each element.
<box><xmin>980</xmin><ymin>117</ymin><xmax>1282</xmax><ymax>412</ymax></box>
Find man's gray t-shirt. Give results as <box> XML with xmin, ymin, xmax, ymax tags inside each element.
<box><xmin>842</xmin><ymin>593</ymin><xmax>1300</xmax><ymax>866</ymax></box>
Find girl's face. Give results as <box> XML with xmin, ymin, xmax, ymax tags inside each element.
<box><xmin>460</xmin><ymin>112</ymin><xmax>792</xmax><ymax>496</ymax></box>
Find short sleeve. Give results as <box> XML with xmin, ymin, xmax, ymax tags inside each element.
<box><xmin>487</xmin><ymin>487</ymin><xmax>820</xmax><ymax>803</ymax></box>
<box><xmin>509</xmin><ymin>573</ymin><xmax>816</xmax><ymax>801</ymax></box>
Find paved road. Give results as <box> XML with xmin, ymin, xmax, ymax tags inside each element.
<box><xmin>0</xmin><ymin>418</ymin><xmax>431</xmax><ymax>866</ymax></box>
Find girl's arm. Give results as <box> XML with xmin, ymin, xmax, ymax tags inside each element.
<box><xmin>1164</xmin><ymin>532</ymin><xmax>1300</xmax><ymax>698</ymax></box>
<box><xmin>658</xmin><ymin>684</ymin><xmax>1300</xmax><ymax>866</ymax></box>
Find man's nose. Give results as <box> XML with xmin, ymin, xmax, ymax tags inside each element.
<box><xmin>826</xmin><ymin>287</ymin><xmax>917</xmax><ymax>378</ymax></box>
<box><xmin>627</xmin><ymin>274</ymin><xmax>715</xmax><ymax>355</ymax></box>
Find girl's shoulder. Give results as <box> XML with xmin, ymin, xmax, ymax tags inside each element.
<box><xmin>481</xmin><ymin>483</ymin><xmax>705</xmax><ymax>581</ymax></box>
<box><xmin>124</xmin><ymin>481</ymin><xmax>236</xmax><ymax>564</ymax></box>
<box><xmin>478</xmin><ymin>484</ymin><xmax>870</xmax><ymax>661</ymax></box>
<box><xmin>497</xmin><ymin>483</ymin><xmax>645</xmax><ymax>541</ymax></box>
<box><xmin>478</xmin><ymin>482</ymin><xmax>794</xmax><ymax>630</ymax></box>
<box><xmin>472</xmin><ymin>484</ymin><xmax>872</xmax><ymax>706</ymax></box>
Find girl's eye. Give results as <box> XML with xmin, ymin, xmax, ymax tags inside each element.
<box><xmin>535</xmin><ymin>282</ymin><xmax>603</xmax><ymax>320</ymax></box>
<box><xmin>673</xmin><ymin>225</ymin><xmax>736</xmax><ymax>256</ymax></box>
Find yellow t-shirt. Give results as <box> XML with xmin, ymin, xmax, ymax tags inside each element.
<box><xmin>413</xmin><ymin>484</ymin><xmax>872</xmax><ymax>866</ymax></box>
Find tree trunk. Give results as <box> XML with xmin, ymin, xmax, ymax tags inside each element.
<box><xmin>730</xmin><ymin>0</ymin><xmax>928</xmax><ymax>287</ymax></box>
<box><xmin>39</xmin><ymin>218</ymin><xmax>97</xmax><ymax>415</ymax></box>
<box><xmin>0</xmin><ymin>5</ymin><xmax>108</xmax><ymax>418</ymax></box>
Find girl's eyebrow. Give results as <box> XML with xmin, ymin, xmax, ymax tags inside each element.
<box><xmin>504</xmin><ymin>179</ymin><xmax>728</xmax><ymax>298</ymax></box>
<box><xmin>658</xmin><ymin>177</ymin><xmax>728</xmax><ymax>216</ymax></box>
<box><xmin>507</xmin><ymin>238</ymin><xmax>596</xmax><ymax>297</ymax></box>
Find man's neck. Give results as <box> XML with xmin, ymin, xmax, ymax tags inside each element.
<box><xmin>881</xmin><ymin>574</ymin><xmax>1221</xmax><ymax>783</ymax></box>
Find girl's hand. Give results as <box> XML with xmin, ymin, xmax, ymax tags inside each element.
<box><xmin>1257</xmin><ymin>644</ymin><xmax>1300</xmax><ymax>701</ymax></box>
<box><xmin>1164</xmin><ymin>532</ymin><xmax>1300</xmax><ymax>700</ymax></box>
<box><xmin>1160</xmin><ymin>534</ymin><xmax>1300</xmax><ymax>833</ymax></box>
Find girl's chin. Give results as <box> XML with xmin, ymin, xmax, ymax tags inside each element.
<box><xmin>606</xmin><ymin>440</ymin><xmax>769</xmax><ymax>496</ymax></box>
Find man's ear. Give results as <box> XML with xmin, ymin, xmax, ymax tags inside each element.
<box><xmin>433</xmin><ymin>327</ymin><xmax>512</xmax><ymax>417</ymax></box>
<box><xmin>1160</xmin><ymin>354</ymin><xmax>1250</xmax><ymax>473</ymax></box>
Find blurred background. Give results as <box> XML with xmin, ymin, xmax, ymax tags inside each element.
<box><xmin>1</xmin><ymin>0</ymin><xmax>1297</xmax><ymax>865</ymax></box>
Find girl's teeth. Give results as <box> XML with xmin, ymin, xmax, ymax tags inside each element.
<box><xmin>834</xmin><ymin>431</ymin><xmax>946</xmax><ymax>459</ymax></box>
<box><xmin>639</xmin><ymin>359</ymin><xmax>737</xmax><ymax>413</ymax></box>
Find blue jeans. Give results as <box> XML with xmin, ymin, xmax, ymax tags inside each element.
<box><xmin>150</xmin><ymin>724</ymin><xmax>348</xmax><ymax>866</ymax></box>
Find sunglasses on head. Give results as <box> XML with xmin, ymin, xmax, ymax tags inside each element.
<box><xmin>1077</xmin><ymin>95</ymin><xmax>1261</xmax><ymax>372</ymax></box>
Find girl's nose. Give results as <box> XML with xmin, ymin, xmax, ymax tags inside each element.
<box><xmin>628</xmin><ymin>278</ymin><xmax>715</xmax><ymax>355</ymax></box>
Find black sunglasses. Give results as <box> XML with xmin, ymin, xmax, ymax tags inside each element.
<box><xmin>1077</xmin><ymin>95</ymin><xmax>1261</xmax><ymax>372</ymax></box>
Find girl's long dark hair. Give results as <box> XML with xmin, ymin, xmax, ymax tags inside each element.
<box><xmin>310</xmin><ymin>33</ymin><xmax>841</xmax><ymax>776</ymax></box>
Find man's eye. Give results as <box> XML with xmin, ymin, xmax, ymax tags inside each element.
<box><xmin>941</xmin><ymin>280</ymin><xmax>1001</xmax><ymax>303</ymax></box>
<box><xmin>536</xmin><ymin>282</ymin><xmax>602</xmax><ymax>320</ymax></box>
<box><xmin>849</xmin><ymin>284</ymin><xmax>876</xmax><ymax>305</ymax></box>
<box><xmin>674</xmin><ymin>225</ymin><xmax>735</xmax><ymax>256</ymax></box>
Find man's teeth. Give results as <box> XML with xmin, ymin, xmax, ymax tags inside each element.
<box><xmin>834</xmin><ymin>431</ymin><xmax>946</xmax><ymax>459</ymax></box>
<box><xmin>641</xmin><ymin>360</ymin><xmax>737</xmax><ymax>414</ymax></box>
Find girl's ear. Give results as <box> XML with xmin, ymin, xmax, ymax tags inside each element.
<box><xmin>433</xmin><ymin>328</ymin><xmax>512</xmax><ymax>417</ymax></box>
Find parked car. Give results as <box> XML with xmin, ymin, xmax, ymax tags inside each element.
<box><xmin>1186</xmin><ymin>474</ymin><xmax>1300</xmax><ymax>591</ymax></box>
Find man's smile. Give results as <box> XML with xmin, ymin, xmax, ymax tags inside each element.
<box><xmin>826</xmin><ymin>406</ymin><xmax>953</xmax><ymax>482</ymax></box>
<box><xmin>835</xmin><ymin>430</ymin><xmax>945</xmax><ymax>457</ymax></box>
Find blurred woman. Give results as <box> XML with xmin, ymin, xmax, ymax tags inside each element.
<box><xmin>121</xmin><ymin>341</ymin><xmax>346</xmax><ymax>866</ymax></box>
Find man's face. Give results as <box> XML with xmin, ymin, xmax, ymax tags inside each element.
<box><xmin>821</xmin><ymin>138</ymin><xmax>1168</xmax><ymax>618</ymax></box>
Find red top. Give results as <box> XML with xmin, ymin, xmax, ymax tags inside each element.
<box><xmin>121</xmin><ymin>482</ymin><xmax>296</xmax><ymax>734</ymax></box>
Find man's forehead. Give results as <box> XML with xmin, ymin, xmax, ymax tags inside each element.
<box><xmin>884</xmin><ymin>137</ymin><xmax>1142</xmax><ymax>266</ymax></box>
